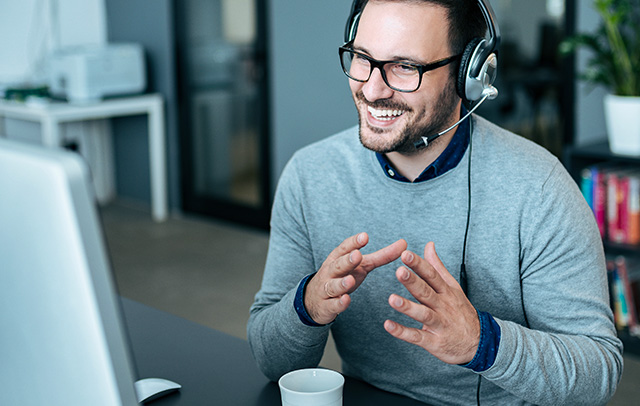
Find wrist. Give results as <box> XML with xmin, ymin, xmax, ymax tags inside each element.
<box><xmin>294</xmin><ymin>273</ymin><xmax>324</xmax><ymax>327</ymax></box>
<box><xmin>460</xmin><ymin>310</ymin><xmax>501</xmax><ymax>372</ymax></box>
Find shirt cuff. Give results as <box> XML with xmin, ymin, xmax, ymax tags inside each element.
<box><xmin>294</xmin><ymin>272</ymin><xmax>325</xmax><ymax>327</ymax></box>
<box><xmin>460</xmin><ymin>310</ymin><xmax>501</xmax><ymax>372</ymax></box>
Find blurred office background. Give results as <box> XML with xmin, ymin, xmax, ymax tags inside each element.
<box><xmin>0</xmin><ymin>0</ymin><xmax>610</xmax><ymax>228</ymax></box>
<box><xmin>1</xmin><ymin>0</ymin><xmax>636</xmax><ymax>404</ymax></box>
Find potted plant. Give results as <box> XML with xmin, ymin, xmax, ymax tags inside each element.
<box><xmin>561</xmin><ymin>0</ymin><xmax>640</xmax><ymax>155</ymax></box>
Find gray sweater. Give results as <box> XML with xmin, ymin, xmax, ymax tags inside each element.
<box><xmin>248</xmin><ymin>116</ymin><xmax>623</xmax><ymax>405</ymax></box>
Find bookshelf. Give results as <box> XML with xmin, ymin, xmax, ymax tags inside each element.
<box><xmin>564</xmin><ymin>141</ymin><xmax>640</xmax><ymax>356</ymax></box>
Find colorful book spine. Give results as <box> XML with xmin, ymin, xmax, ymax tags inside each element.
<box><xmin>613</xmin><ymin>266</ymin><xmax>629</xmax><ymax>329</ymax></box>
<box><xmin>616</xmin><ymin>173</ymin><xmax>629</xmax><ymax>244</ymax></box>
<box><xmin>607</xmin><ymin>171</ymin><xmax>621</xmax><ymax>242</ymax></box>
<box><xmin>583</xmin><ymin>164</ymin><xmax>640</xmax><ymax>245</ymax></box>
<box><xmin>616</xmin><ymin>256</ymin><xmax>640</xmax><ymax>335</ymax></box>
<box><xmin>580</xmin><ymin>168</ymin><xmax>593</xmax><ymax>210</ymax></box>
<box><xmin>627</xmin><ymin>173</ymin><xmax>640</xmax><ymax>245</ymax></box>
<box><xmin>592</xmin><ymin>166</ymin><xmax>607</xmax><ymax>239</ymax></box>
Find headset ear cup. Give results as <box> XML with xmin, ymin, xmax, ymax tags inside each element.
<box><xmin>456</xmin><ymin>37</ymin><xmax>483</xmax><ymax>104</ymax></box>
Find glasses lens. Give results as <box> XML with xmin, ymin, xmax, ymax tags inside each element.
<box><xmin>341</xmin><ymin>49</ymin><xmax>371</xmax><ymax>82</ymax></box>
<box><xmin>384</xmin><ymin>63</ymin><xmax>420</xmax><ymax>92</ymax></box>
<box><xmin>340</xmin><ymin>49</ymin><xmax>421</xmax><ymax>92</ymax></box>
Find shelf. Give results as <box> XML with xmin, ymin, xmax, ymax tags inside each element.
<box><xmin>565</xmin><ymin>141</ymin><xmax>640</xmax><ymax>162</ymax></box>
<box><xmin>565</xmin><ymin>142</ymin><xmax>640</xmax><ymax>357</ymax></box>
<box><xmin>604</xmin><ymin>241</ymin><xmax>640</xmax><ymax>257</ymax></box>
<box><xmin>618</xmin><ymin>329</ymin><xmax>640</xmax><ymax>357</ymax></box>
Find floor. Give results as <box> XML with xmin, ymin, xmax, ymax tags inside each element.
<box><xmin>102</xmin><ymin>201</ymin><xmax>640</xmax><ymax>405</ymax></box>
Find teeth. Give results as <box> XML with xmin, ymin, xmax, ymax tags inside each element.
<box><xmin>367</xmin><ymin>106</ymin><xmax>404</xmax><ymax>120</ymax></box>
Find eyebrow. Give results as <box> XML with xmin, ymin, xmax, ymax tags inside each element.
<box><xmin>352</xmin><ymin>44</ymin><xmax>425</xmax><ymax>65</ymax></box>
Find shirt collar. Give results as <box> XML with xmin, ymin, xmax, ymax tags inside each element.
<box><xmin>375</xmin><ymin>105</ymin><xmax>470</xmax><ymax>183</ymax></box>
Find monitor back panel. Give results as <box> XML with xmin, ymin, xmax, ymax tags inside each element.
<box><xmin>0</xmin><ymin>139</ymin><xmax>138</xmax><ymax>405</ymax></box>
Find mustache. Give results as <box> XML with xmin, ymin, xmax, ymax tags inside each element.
<box><xmin>354</xmin><ymin>91</ymin><xmax>412</xmax><ymax>112</ymax></box>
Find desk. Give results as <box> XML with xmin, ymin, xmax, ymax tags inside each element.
<box><xmin>121</xmin><ymin>298</ymin><xmax>428</xmax><ymax>405</ymax></box>
<box><xmin>0</xmin><ymin>94</ymin><xmax>168</xmax><ymax>221</ymax></box>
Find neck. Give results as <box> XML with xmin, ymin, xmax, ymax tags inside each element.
<box><xmin>385</xmin><ymin>123</ymin><xmax>458</xmax><ymax>182</ymax></box>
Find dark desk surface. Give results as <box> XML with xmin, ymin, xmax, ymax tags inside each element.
<box><xmin>121</xmin><ymin>298</ymin><xmax>427</xmax><ymax>405</ymax></box>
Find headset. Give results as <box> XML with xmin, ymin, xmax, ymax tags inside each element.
<box><xmin>344</xmin><ymin>0</ymin><xmax>501</xmax><ymax>106</ymax></box>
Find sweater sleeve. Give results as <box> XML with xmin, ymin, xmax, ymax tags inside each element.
<box><xmin>481</xmin><ymin>162</ymin><xmax>623</xmax><ymax>405</ymax></box>
<box><xmin>247</xmin><ymin>156</ymin><xmax>331</xmax><ymax>381</ymax></box>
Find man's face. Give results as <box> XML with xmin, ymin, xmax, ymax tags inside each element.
<box><xmin>349</xmin><ymin>1</ymin><xmax>461</xmax><ymax>155</ymax></box>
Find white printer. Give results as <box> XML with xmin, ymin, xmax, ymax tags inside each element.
<box><xmin>48</xmin><ymin>43</ymin><xmax>146</xmax><ymax>104</ymax></box>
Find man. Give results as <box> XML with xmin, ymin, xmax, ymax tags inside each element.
<box><xmin>248</xmin><ymin>0</ymin><xmax>623</xmax><ymax>404</ymax></box>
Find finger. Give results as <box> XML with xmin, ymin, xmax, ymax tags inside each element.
<box><xmin>329</xmin><ymin>249</ymin><xmax>363</xmax><ymax>278</ymax></box>
<box><xmin>326</xmin><ymin>232</ymin><xmax>368</xmax><ymax>263</ymax></box>
<box><xmin>315</xmin><ymin>294</ymin><xmax>351</xmax><ymax>325</ymax></box>
<box><xmin>360</xmin><ymin>239</ymin><xmax>408</xmax><ymax>273</ymax></box>
<box><xmin>388</xmin><ymin>293</ymin><xmax>439</xmax><ymax>329</ymax></box>
<box><xmin>322</xmin><ymin>274</ymin><xmax>356</xmax><ymax>298</ymax></box>
<box><xmin>401</xmin><ymin>250</ymin><xmax>449</xmax><ymax>294</ymax></box>
<box><xmin>395</xmin><ymin>266</ymin><xmax>439</xmax><ymax>308</ymax></box>
<box><xmin>334</xmin><ymin>294</ymin><xmax>351</xmax><ymax>314</ymax></box>
<box><xmin>424</xmin><ymin>242</ymin><xmax>460</xmax><ymax>288</ymax></box>
<box><xmin>383</xmin><ymin>319</ymin><xmax>427</xmax><ymax>346</ymax></box>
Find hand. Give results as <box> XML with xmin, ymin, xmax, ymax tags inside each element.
<box><xmin>384</xmin><ymin>242</ymin><xmax>480</xmax><ymax>365</ymax></box>
<box><xmin>305</xmin><ymin>232</ymin><xmax>407</xmax><ymax>325</ymax></box>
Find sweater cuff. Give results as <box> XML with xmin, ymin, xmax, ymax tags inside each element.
<box><xmin>294</xmin><ymin>272</ymin><xmax>325</xmax><ymax>327</ymax></box>
<box><xmin>460</xmin><ymin>310</ymin><xmax>501</xmax><ymax>372</ymax></box>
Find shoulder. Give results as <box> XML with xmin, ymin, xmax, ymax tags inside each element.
<box><xmin>471</xmin><ymin>115</ymin><xmax>557</xmax><ymax>168</ymax></box>
<box><xmin>471</xmin><ymin>115</ymin><xmax>564</xmax><ymax>187</ymax></box>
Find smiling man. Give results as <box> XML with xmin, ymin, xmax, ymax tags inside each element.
<box><xmin>248</xmin><ymin>1</ymin><xmax>623</xmax><ymax>404</ymax></box>
<box><xmin>350</xmin><ymin>2</ymin><xmax>459</xmax><ymax>158</ymax></box>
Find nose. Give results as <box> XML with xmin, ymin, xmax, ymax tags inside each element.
<box><xmin>361</xmin><ymin>67</ymin><xmax>394</xmax><ymax>102</ymax></box>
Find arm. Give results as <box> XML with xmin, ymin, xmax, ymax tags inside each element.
<box><xmin>247</xmin><ymin>158</ymin><xmax>329</xmax><ymax>381</ymax></box>
<box><xmin>481</xmin><ymin>163</ymin><xmax>623</xmax><ymax>405</ymax></box>
<box><xmin>247</xmin><ymin>158</ymin><xmax>405</xmax><ymax>381</ymax></box>
<box><xmin>384</xmin><ymin>163</ymin><xmax>623</xmax><ymax>405</ymax></box>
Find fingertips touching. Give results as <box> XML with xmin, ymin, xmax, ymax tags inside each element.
<box><xmin>349</xmin><ymin>249</ymin><xmax>363</xmax><ymax>265</ymax></box>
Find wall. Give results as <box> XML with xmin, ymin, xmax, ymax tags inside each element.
<box><xmin>0</xmin><ymin>0</ymin><xmax>106</xmax><ymax>84</ymax></box>
<box><xmin>268</xmin><ymin>0</ymin><xmax>357</xmax><ymax>185</ymax></box>
<box><xmin>1</xmin><ymin>1</ymin><xmax>607</xmax><ymax>211</ymax></box>
<box><xmin>574</xmin><ymin>1</ymin><xmax>607</xmax><ymax>146</ymax></box>
<box><xmin>105</xmin><ymin>0</ymin><xmax>180</xmax><ymax>209</ymax></box>
<box><xmin>104</xmin><ymin>0</ymin><xmax>356</xmax><ymax>207</ymax></box>
<box><xmin>0</xmin><ymin>0</ymin><xmax>114</xmax><ymax>202</ymax></box>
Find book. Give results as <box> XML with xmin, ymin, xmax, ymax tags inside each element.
<box><xmin>626</xmin><ymin>172</ymin><xmax>640</xmax><ymax>245</ymax></box>
<box><xmin>580</xmin><ymin>167</ymin><xmax>594</xmax><ymax>211</ymax></box>
<box><xmin>613</xmin><ymin>265</ymin><xmax>629</xmax><ymax>330</ymax></box>
<box><xmin>592</xmin><ymin>165</ymin><xmax>608</xmax><ymax>238</ymax></box>
<box><xmin>616</xmin><ymin>256</ymin><xmax>640</xmax><ymax>337</ymax></box>
<box><xmin>607</xmin><ymin>171</ymin><xmax>622</xmax><ymax>243</ymax></box>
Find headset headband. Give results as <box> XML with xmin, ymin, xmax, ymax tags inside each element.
<box><xmin>345</xmin><ymin>0</ymin><xmax>501</xmax><ymax>54</ymax></box>
<box><xmin>472</xmin><ymin>0</ymin><xmax>501</xmax><ymax>77</ymax></box>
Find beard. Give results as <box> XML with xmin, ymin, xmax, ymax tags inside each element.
<box><xmin>355</xmin><ymin>78</ymin><xmax>459</xmax><ymax>156</ymax></box>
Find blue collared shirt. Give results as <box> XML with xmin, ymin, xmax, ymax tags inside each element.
<box><xmin>294</xmin><ymin>107</ymin><xmax>501</xmax><ymax>373</ymax></box>
<box><xmin>375</xmin><ymin>106</ymin><xmax>470</xmax><ymax>182</ymax></box>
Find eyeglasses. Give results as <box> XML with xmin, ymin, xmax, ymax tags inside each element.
<box><xmin>338</xmin><ymin>42</ymin><xmax>462</xmax><ymax>93</ymax></box>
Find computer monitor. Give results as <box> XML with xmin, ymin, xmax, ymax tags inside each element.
<box><xmin>0</xmin><ymin>139</ymin><xmax>139</xmax><ymax>405</ymax></box>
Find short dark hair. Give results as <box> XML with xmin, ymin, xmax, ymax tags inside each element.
<box><xmin>358</xmin><ymin>0</ymin><xmax>488</xmax><ymax>55</ymax></box>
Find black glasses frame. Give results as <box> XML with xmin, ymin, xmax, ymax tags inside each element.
<box><xmin>338</xmin><ymin>42</ymin><xmax>462</xmax><ymax>93</ymax></box>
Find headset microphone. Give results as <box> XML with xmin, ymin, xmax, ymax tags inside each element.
<box><xmin>413</xmin><ymin>86</ymin><xmax>497</xmax><ymax>150</ymax></box>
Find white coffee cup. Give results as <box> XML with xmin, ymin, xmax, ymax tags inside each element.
<box><xmin>278</xmin><ymin>368</ymin><xmax>344</xmax><ymax>406</ymax></box>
